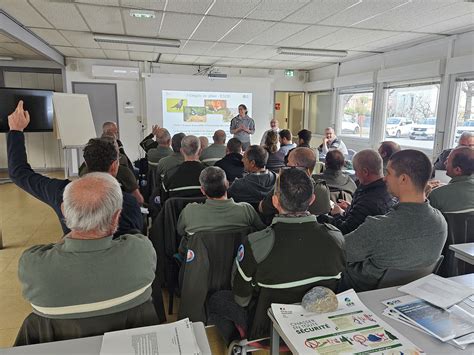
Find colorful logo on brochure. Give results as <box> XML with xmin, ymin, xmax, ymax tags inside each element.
<box><xmin>344</xmin><ymin>297</ymin><xmax>355</xmax><ymax>307</ymax></box>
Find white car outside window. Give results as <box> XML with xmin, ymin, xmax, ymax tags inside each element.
<box><xmin>409</xmin><ymin>117</ymin><xmax>437</xmax><ymax>140</ymax></box>
<box><xmin>385</xmin><ymin>117</ymin><xmax>413</xmax><ymax>138</ymax></box>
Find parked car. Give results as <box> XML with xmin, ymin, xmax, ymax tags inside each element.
<box><xmin>455</xmin><ymin>120</ymin><xmax>474</xmax><ymax>141</ymax></box>
<box><xmin>409</xmin><ymin>117</ymin><xmax>436</xmax><ymax>140</ymax></box>
<box><xmin>341</xmin><ymin>114</ymin><xmax>360</xmax><ymax>134</ymax></box>
<box><xmin>385</xmin><ymin>117</ymin><xmax>413</xmax><ymax>138</ymax></box>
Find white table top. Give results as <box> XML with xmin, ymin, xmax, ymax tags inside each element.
<box><xmin>450</xmin><ymin>243</ymin><xmax>474</xmax><ymax>257</ymax></box>
<box><xmin>0</xmin><ymin>322</ymin><xmax>211</xmax><ymax>355</ymax></box>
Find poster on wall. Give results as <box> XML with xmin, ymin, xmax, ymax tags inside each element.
<box><xmin>162</xmin><ymin>90</ymin><xmax>252</xmax><ymax>138</ymax></box>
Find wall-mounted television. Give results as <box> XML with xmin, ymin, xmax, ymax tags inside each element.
<box><xmin>0</xmin><ymin>88</ymin><xmax>54</xmax><ymax>133</ymax></box>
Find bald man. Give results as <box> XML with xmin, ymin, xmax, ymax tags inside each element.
<box><xmin>147</xmin><ymin>128</ymin><xmax>173</xmax><ymax>166</ymax></box>
<box><xmin>102</xmin><ymin>121</ymin><xmax>134</xmax><ymax>172</ymax></box>
<box><xmin>200</xmin><ymin>130</ymin><xmax>227</xmax><ymax>166</ymax></box>
<box><xmin>429</xmin><ymin>146</ymin><xmax>474</xmax><ymax>213</ymax></box>
<box><xmin>16</xmin><ymin>173</ymin><xmax>157</xmax><ymax>337</ymax></box>
<box><xmin>434</xmin><ymin>131</ymin><xmax>474</xmax><ymax>170</ymax></box>
<box><xmin>260</xmin><ymin>118</ymin><xmax>280</xmax><ymax>146</ymax></box>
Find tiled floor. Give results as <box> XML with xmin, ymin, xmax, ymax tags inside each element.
<box><xmin>0</xmin><ymin>173</ymin><xmax>269</xmax><ymax>354</ymax></box>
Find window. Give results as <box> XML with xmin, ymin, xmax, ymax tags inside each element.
<box><xmin>453</xmin><ymin>79</ymin><xmax>474</xmax><ymax>144</ymax></box>
<box><xmin>338</xmin><ymin>90</ymin><xmax>373</xmax><ymax>139</ymax></box>
<box><xmin>384</xmin><ymin>82</ymin><xmax>440</xmax><ymax>150</ymax></box>
<box><xmin>308</xmin><ymin>91</ymin><xmax>333</xmax><ymax>135</ymax></box>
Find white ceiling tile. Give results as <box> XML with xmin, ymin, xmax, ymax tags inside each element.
<box><xmin>414</xmin><ymin>13</ymin><xmax>474</xmax><ymax>34</ymax></box>
<box><xmin>1</xmin><ymin>42</ymin><xmax>38</xmax><ymax>56</ymax></box>
<box><xmin>166</xmin><ymin>0</ymin><xmax>214</xmax><ymax>14</ymax></box>
<box><xmin>248</xmin><ymin>0</ymin><xmax>310</xmax><ymax>21</ymax></box>
<box><xmin>77</xmin><ymin>48</ymin><xmax>106</xmax><ymax>59</ymax></box>
<box><xmin>98</xmin><ymin>42</ymin><xmax>128</xmax><ymax>50</ymax></box>
<box><xmin>77</xmin><ymin>0</ymin><xmax>120</xmax><ymax>5</ymax></box>
<box><xmin>30</xmin><ymin>28</ymin><xmax>71</xmax><ymax>47</ymax></box>
<box><xmin>191</xmin><ymin>17</ymin><xmax>241</xmax><ymax>41</ymax></box>
<box><xmin>0</xmin><ymin>34</ymin><xmax>16</xmax><ymax>43</ymax></box>
<box><xmin>120</xmin><ymin>0</ymin><xmax>166</xmax><ymax>10</ymax></box>
<box><xmin>180</xmin><ymin>41</ymin><xmax>215</xmax><ymax>55</ymax></box>
<box><xmin>238</xmin><ymin>58</ymin><xmax>264</xmax><ymax>66</ymax></box>
<box><xmin>0</xmin><ymin>0</ymin><xmax>53</xmax><ymax>28</ymax></box>
<box><xmin>29</xmin><ymin>0</ymin><xmax>89</xmax><ymax>31</ymax></box>
<box><xmin>121</xmin><ymin>9</ymin><xmax>162</xmax><ymax>36</ymax></box>
<box><xmin>127</xmin><ymin>44</ymin><xmax>155</xmax><ymax>52</ymax></box>
<box><xmin>173</xmin><ymin>54</ymin><xmax>199</xmax><ymax>63</ymax></box>
<box><xmin>327</xmin><ymin>29</ymin><xmax>397</xmax><ymax>50</ymax></box>
<box><xmin>159</xmin><ymin>13</ymin><xmax>203</xmax><ymax>39</ymax></box>
<box><xmin>104</xmin><ymin>49</ymin><xmax>129</xmax><ymax>60</ymax></box>
<box><xmin>209</xmin><ymin>0</ymin><xmax>261</xmax><ymax>17</ymax></box>
<box><xmin>129</xmin><ymin>51</ymin><xmax>157</xmax><ymax>61</ymax></box>
<box><xmin>207</xmin><ymin>42</ymin><xmax>242</xmax><ymax>56</ymax></box>
<box><xmin>153</xmin><ymin>46</ymin><xmax>181</xmax><ymax>54</ymax></box>
<box><xmin>159</xmin><ymin>53</ymin><xmax>176</xmax><ymax>62</ymax></box>
<box><xmin>356</xmin><ymin>33</ymin><xmax>434</xmax><ymax>51</ymax></box>
<box><xmin>231</xmin><ymin>46</ymin><xmax>276</xmax><ymax>59</ymax></box>
<box><xmin>302</xmin><ymin>29</ymin><xmax>346</xmax><ymax>49</ymax></box>
<box><xmin>319</xmin><ymin>0</ymin><xmax>410</xmax><ymax>27</ymax></box>
<box><xmin>77</xmin><ymin>4</ymin><xmax>125</xmax><ymax>34</ymax></box>
<box><xmin>60</xmin><ymin>31</ymin><xmax>100</xmax><ymax>48</ymax></box>
<box><xmin>221</xmin><ymin>20</ymin><xmax>274</xmax><ymax>43</ymax></box>
<box><xmin>278</xmin><ymin>25</ymin><xmax>338</xmax><ymax>47</ymax></box>
<box><xmin>284</xmin><ymin>0</ymin><xmax>361</xmax><ymax>24</ymax></box>
<box><xmin>194</xmin><ymin>56</ymin><xmax>219</xmax><ymax>65</ymax></box>
<box><xmin>250</xmin><ymin>23</ymin><xmax>307</xmax><ymax>45</ymax></box>
<box><xmin>54</xmin><ymin>46</ymin><xmax>82</xmax><ymax>57</ymax></box>
<box><xmin>0</xmin><ymin>47</ymin><xmax>14</xmax><ymax>55</ymax></box>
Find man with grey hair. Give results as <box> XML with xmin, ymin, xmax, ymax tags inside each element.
<box><xmin>162</xmin><ymin>135</ymin><xmax>206</xmax><ymax>201</ymax></box>
<box><xmin>318</xmin><ymin>127</ymin><xmax>348</xmax><ymax>156</ymax></box>
<box><xmin>147</xmin><ymin>128</ymin><xmax>173</xmax><ymax>166</ymax></box>
<box><xmin>17</xmin><ymin>172</ymin><xmax>157</xmax><ymax>328</ymax></box>
<box><xmin>200</xmin><ymin>130</ymin><xmax>227</xmax><ymax>166</ymax></box>
<box><xmin>260</xmin><ymin>118</ymin><xmax>280</xmax><ymax>146</ymax></box>
<box><xmin>177</xmin><ymin>166</ymin><xmax>265</xmax><ymax>252</ymax></box>
<box><xmin>434</xmin><ymin>131</ymin><xmax>474</xmax><ymax>170</ymax></box>
<box><xmin>318</xmin><ymin>149</ymin><xmax>394</xmax><ymax>234</ymax></box>
<box><xmin>102</xmin><ymin>121</ymin><xmax>134</xmax><ymax>172</ymax></box>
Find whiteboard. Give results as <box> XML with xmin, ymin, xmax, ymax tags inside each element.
<box><xmin>52</xmin><ymin>93</ymin><xmax>97</xmax><ymax>147</ymax></box>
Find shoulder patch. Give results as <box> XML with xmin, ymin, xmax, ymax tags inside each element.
<box><xmin>186</xmin><ymin>249</ymin><xmax>195</xmax><ymax>263</ymax></box>
<box><xmin>237</xmin><ymin>244</ymin><xmax>245</xmax><ymax>262</ymax></box>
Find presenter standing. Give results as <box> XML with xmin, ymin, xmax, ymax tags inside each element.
<box><xmin>230</xmin><ymin>104</ymin><xmax>255</xmax><ymax>151</ymax></box>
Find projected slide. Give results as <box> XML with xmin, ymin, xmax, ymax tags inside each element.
<box><xmin>162</xmin><ymin>90</ymin><xmax>252</xmax><ymax>138</ymax></box>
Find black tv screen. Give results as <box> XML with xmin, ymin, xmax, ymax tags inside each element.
<box><xmin>0</xmin><ymin>88</ymin><xmax>54</xmax><ymax>133</ymax></box>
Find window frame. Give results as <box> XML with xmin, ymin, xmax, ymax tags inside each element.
<box><xmin>307</xmin><ymin>90</ymin><xmax>334</xmax><ymax>136</ymax></box>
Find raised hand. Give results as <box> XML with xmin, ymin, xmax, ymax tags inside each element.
<box><xmin>8</xmin><ymin>100</ymin><xmax>30</xmax><ymax>132</ymax></box>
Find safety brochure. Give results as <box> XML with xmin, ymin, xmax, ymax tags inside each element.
<box><xmin>100</xmin><ymin>318</ymin><xmax>209</xmax><ymax>355</ymax></box>
<box><xmin>271</xmin><ymin>289</ymin><xmax>424</xmax><ymax>354</ymax></box>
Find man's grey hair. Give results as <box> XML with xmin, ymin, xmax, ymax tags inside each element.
<box><xmin>181</xmin><ymin>135</ymin><xmax>201</xmax><ymax>156</ymax></box>
<box><xmin>63</xmin><ymin>172</ymin><xmax>123</xmax><ymax>234</ymax></box>
<box><xmin>460</xmin><ymin>131</ymin><xmax>473</xmax><ymax>142</ymax></box>
<box><xmin>102</xmin><ymin>121</ymin><xmax>117</xmax><ymax>133</ymax></box>
<box><xmin>199</xmin><ymin>166</ymin><xmax>227</xmax><ymax>198</ymax></box>
<box><xmin>353</xmin><ymin>149</ymin><xmax>383</xmax><ymax>176</ymax></box>
<box><xmin>156</xmin><ymin>128</ymin><xmax>171</xmax><ymax>145</ymax></box>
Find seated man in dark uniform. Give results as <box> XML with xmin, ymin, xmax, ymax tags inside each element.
<box><xmin>208</xmin><ymin>168</ymin><xmax>346</xmax><ymax>344</ymax></box>
<box><xmin>7</xmin><ymin>101</ymin><xmax>142</xmax><ymax>237</ymax></box>
<box><xmin>162</xmin><ymin>135</ymin><xmax>206</xmax><ymax>202</ymax></box>
<box><xmin>215</xmin><ymin>138</ymin><xmax>244</xmax><ymax>183</ymax></box>
<box><xmin>314</xmin><ymin>149</ymin><xmax>357</xmax><ymax>195</ymax></box>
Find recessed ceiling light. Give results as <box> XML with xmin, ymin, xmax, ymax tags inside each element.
<box><xmin>0</xmin><ymin>56</ymin><xmax>14</xmax><ymax>61</ymax></box>
<box><xmin>93</xmin><ymin>33</ymin><xmax>180</xmax><ymax>48</ymax></box>
<box><xmin>130</xmin><ymin>9</ymin><xmax>156</xmax><ymax>19</ymax></box>
<box><xmin>277</xmin><ymin>47</ymin><xmax>348</xmax><ymax>58</ymax></box>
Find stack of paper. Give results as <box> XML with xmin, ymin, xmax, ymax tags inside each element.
<box><xmin>100</xmin><ymin>318</ymin><xmax>211</xmax><ymax>355</ymax></box>
<box><xmin>381</xmin><ymin>274</ymin><xmax>474</xmax><ymax>350</ymax></box>
<box><xmin>271</xmin><ymin>289</ymin><xmax>424</xmax><ymax>354</ymax></box>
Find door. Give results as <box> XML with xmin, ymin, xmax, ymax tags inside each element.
<box><xmin>72</xmin><ymin>82</ymin><xmax>118</xmax><ymax>137</ymax></box>
<box><xmin>273</xmin><ymin>91</ymin><xmax>305</xmax><ymax>136</ymax></box>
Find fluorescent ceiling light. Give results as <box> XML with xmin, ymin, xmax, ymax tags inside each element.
<box><xmin>129</xmin><ymin>9</ymin><xmax>156</xmax><ymax>19</ymax></box>
<box><xmin>93</xmin><ymin>33</ymin><xmax>180</xmax><ymax>48</ymax></box>
<box><xmin>277</xmin><ymin>47</ymin><xmax>348</xmax><ymax>58</ymax></box>
<box><xmin>0</xmin><ymin>56</ymin><xmax>14</xmax><ymax>61</ymax></box>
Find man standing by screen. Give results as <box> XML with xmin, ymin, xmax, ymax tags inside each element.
<box><xmin>230</xmin><ymin>104</ymin><xmax>255</xmax><ymax>151</ymax></box>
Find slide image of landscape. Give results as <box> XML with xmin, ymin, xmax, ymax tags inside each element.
<box><xmin>166</xmin><ymin>98</ymin><xmax>187</xmax><ymax>112</ymax></box>
<box><xmin>183</xmin><ymin>106</ymin><xmax>207</xmax><ymax>122</ymax></box>
<box><xmin>205</xmin><ymin>99</ymin><xmax>227</xmax><ymax>113</ymax></box>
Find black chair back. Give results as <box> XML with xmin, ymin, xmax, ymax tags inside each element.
<box><xmin>377</xmin><ymin>255</ymin><xmax>444</xmax><ymax>289</ymax></box>
<box><xmin>438</xmin><ymin>211</ymin><xmax>474</xmax><ymax>277</ymax></box>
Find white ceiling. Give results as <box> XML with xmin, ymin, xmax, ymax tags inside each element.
<box><xmin>0</xmin><ymin>0</ymin><xmax>473</xmax><ymax>70</ymax></box>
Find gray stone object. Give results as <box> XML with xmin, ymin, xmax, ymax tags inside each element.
<box><xmin>301</xmin><ymin>286</ymin><xmax>338</xmax><ymax>313</ymax></box>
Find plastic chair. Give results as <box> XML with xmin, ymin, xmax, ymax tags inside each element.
<box><xmin>438</xmin><ymin>211</ymin><xmax>474</xmax><ymax>277</ymax></box>
<box><xmin>377</xmin><ymin>255</ymin><xmax>444</xmax><ymax>289</ymax></box>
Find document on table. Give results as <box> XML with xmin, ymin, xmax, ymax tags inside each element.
<box><xmin>271</xmin><ymin>289</ymin><xmax>424</xmax><ymax>354</ymax></box>
<box><xmin>100</xmin><ymin>318</ymin><xmax>202</xmax><ymax>355</ymax></box>
<box><xmin>398</xmin><ymin>274</ymin><xmax>474</xmax><ymax>309</ymax></box>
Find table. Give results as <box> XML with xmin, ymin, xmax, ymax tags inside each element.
<box><xmin>0</xmin><ymin>322</ymin><xmax>212</xmax><ymax>355</ymax></box>
<box><xmin>450</xmin><ymin>243</ymin><xmax>474</xmax><ymax>265</ymax></box>
<box><xmin>268</xmin><ymin>274</ymin><xmax>474</xmax><ymax>354</ymax></box>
